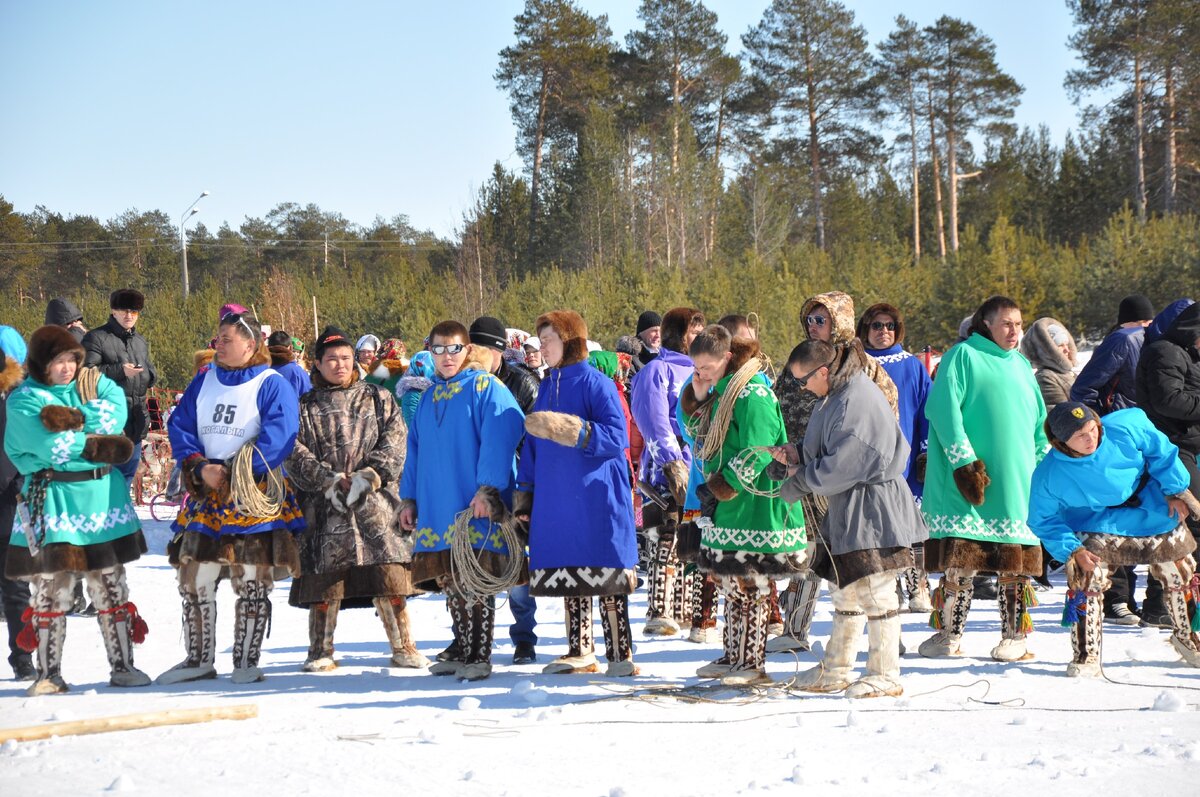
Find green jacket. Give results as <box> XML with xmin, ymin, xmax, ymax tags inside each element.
<box><xmin>4</xmin><ymin>374</ymin><xmax>141</xmax><ymax>549</ymax></box>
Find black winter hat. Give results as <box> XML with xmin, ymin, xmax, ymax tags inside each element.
<box><xmin>312</xmin><ymin>326</ymin><xmax>353</xmax><ymax>360</ymax></box>
<box><xmin>45</xmin><ymin>297</ymin><xmax>83</xmax><ymax>327</ymax></box>
<box><xmin>637</xmin><ymin>310</ymin><xmax>662</xmax><ymax>335</ymax></box>
<box><xmin>1046</xmin><ymin>401</ymin><xmax>1099</xmax><ymax>444</ymax></box>
<box><xmin>469</xmin><ymin>316</ymin><xmax>508</xmax><ymax>352</ymax></box>
<box><xmin>110</xmin><ymin>289</ymin><xmax>145</xmax><ymax>312</ymax></box>
<box><xmin>1118</xmin><ymin>295</ymin><xmax>1155</xmax><ymax>325</ymax></box>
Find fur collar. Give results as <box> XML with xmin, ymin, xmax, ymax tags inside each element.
<box><xmin>826</xmin><ymin>340</ymin><xmax>870</xmax><ymax>395</ymax></box>
<box><xmin>397</xmin><ymin>374</ymin><xmax>433</xmax><ymax>395</ymax></box>
<box><xmin>370</xmin><ymin>359</ymin><xmax>406</xmax><ymax>380</ymax></box>
<box><xmin>194</xmin><ymin>349</ymin><xmax>215</xmax><ymax>374</ymax></box>
<box><xmin>0</xmin><ymin>356</ymin><xmax>24</xmax><ymax>394</ymax></box>
<box><xmin>461</xmin><ymin>345</ymin><xmax>495</xmax><ymax>374</ymax></box>
<box><xmin>268</xmin><ymin>345</ymin><xmax>295</xmax><ymax>366</ymax></box>
<box><xmin>312</xmin><ymin>366</ymin><xmax>361</xmax><ymax>390</ymax></box>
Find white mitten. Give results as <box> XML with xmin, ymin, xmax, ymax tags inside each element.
<box><xmin>325</xmin><ymin>476</ymin><xmax>347</xmax><ymax>514</ymax></box>
<box><xmin>346</xmin><ymin>468</ymin><xmax>382</xmax><ymax>507</ymax></box>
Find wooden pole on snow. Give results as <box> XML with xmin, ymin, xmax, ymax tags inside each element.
<box><xmin>0</xmin><ymin>704</ymin><xmax>258</xmax><ymax>743</ymax></box>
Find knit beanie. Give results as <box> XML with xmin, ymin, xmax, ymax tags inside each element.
<box><xmin>636</xmin><ymin>311</ymin><xmax>662</xmax><ymax>335</ymax></box>
<box><xmin>1117</xmin><ymin>295</ymin><xmax>1155</xmax><ymax>325</ymax></box>
<box><xmin>469</xmin><ymin>316</ymin><xmax>508</xmax><ymax>352</ymax></box>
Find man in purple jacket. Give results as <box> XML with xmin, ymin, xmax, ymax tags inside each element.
<box><xmin>629</xmin><ymin>307</ymin><xmax>704</xmax><ymax>636</ymax></box>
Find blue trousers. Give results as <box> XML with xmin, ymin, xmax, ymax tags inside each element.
<box><xmin>508</xmin><ymin>584</ymin><xmax>538</xmax><ymax>645</ymax></box>
<box><xmin>116</xmin><ymin>439</ymin><xmax>142</xmax><ymax>489</ymax></box>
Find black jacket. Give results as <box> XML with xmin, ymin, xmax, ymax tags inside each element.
<box><xmin>496</xmin><ymin>359</ymin><xmax>539</xmax><ymax>414</ymax></box>
<box><xmin>82</xmin><ymin>315</ymin><xmax>157</xmax><ymax>441</ymax></box>
<box><xmin>1136</xmin><ymin>303</ymin><xmax>1200</xmax><ymax>455</ymax></box>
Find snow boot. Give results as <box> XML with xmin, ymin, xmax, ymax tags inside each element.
<box><xmin>600</xmin><ymin>594</ymin><xmax>636</xmax><ymax>675</ymax></box>
<box><xmin>157</xmin><ymin>562</ymin><xmax>220</xmax><ymax>684</ymax></box>
<box><xmin>544</xmin><ymin>597</ymin><xmax>599</xmax><ymax>674</ymax></box>
<box><xmin>302</xmin><ymin>601</ymin><xmax>339</xmax><ymax>672</ymax></box>
<box><xmin>991</xmin><ymin>574</ymin><xmax>1034</xmax><ymax>662</ymax></box>
<box><xmin>376</xmin><ymin>596</ymin><xmax>429</xmax><ymax>668</ymax></box>
<box><xmin>23</xmin><ymin>573</ymin><xmax>72</xmax><ymax>696</ymax></box>
<box><xmin>766</xmin><ymin>575</ymin><xmax>817</xmax><ymax>653</ymax></box>
<box><xmin>1065</xmin><ymin>561</ymin><xmax>1107</xmax><ymax>678</ymax></box>
<box><xmin>230</xmin><ymin>569</ymin><xmax>272</xmax><ymax>684</ymax></box>
<box><xmin>919</xmin><ymin>569</ymin><xmax>974</xmax><ymax>658</ymax></box>
<box><xmin>1151</xmin><ymin>558</ymin><xmax>1200</xmax><ymax>668</ymax></box>
<box><xmin>846</xmin><ymin>573</ymin><xmax>903</xmax><ymax>698</ymax></box>
<box><xmin>89</xmin><ymin>566</ymin><xmax>151</xmax><ymax>687</ymax></box>
<box><xmin>796</xmin><ymin>606</ymin><xmax>865</xmax><ymax>693</ymax></box>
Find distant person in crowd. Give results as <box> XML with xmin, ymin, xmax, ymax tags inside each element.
<box><xmin>1135</xmin><ymin>300</ymin><xmax>1200</xmax><ymax>628</ymax></box>
<box><xmin>920</xmin><ymin>296</ymin><xmax>1047</xmax><ymax>663</ymax></box>
<box><xmin>287</xmin><ymin>326</ymin><xmax>427</xmax><ymax>673</ymax></box>
<box><xmin>467</xmin><ymin>316</ymin><xmax>540</xmax><ymax>664</ymax></box>
<box><xmin>1071</xmin><ymin>294</ymin><xmax>1155</xmax><ymax>415</ymax></box>
<box><xmin>1021</xmin><ymin>317</ymin><xmax>1078</xmax><ymax>411</ymax></box>
<box><xmin>5</xmin><ymin>325</ymin><xmax>150</xmax><ymax>695</ymax></box>
<box><xmin>44</xmin><ymin>298</ymin><xmax>87</xmax><ymax>342</ymax></box>
<box><xmin>0</xmin><ymin>335</ymin><xmax>34</xmax><ymax>680</ymax></box>
<box><xmin>267</xmin><ymin>330</ymin><xmax>312</xmax><ymax>398</ymax></box>
<box><xmin>355</xmin><ymin>334</ymin><xmax>380</xmax><ymax>377</ymax></box>
<box><xmin>364</xmin><ymin>338</ymin><xmax>409</xmax><ymax>394</ymax></box>
<box><xmin>1029</xmin><ymin>401</ymin><xmax>1200</xmax><ymax>676</ymax></box>
<box><xmin>523</xmin><ymin>336</ymin><xmax>546</xmax><ymax>379</ymax></box>
<box><xmin>0</xmin><ymin>326</ymin><xmax>26</xmax><ymax>366</ymax></box>
<box><xmin>396</xmin><ymin>350</ymin><xmax>434</xmax><ymax>430</ymax></box>
<box><xmin>635</xmin><ymin>311</ymin><xmax>662</xmax><ymax>367</ymax></box>
<box><xmin>82</xmin><ymin>290</ymin><xmax>157</xmax><ymax>488</ymax></box>
<box><xmin>857</xmin><ymin>302</ymin><xmax>933</xmax><ymax>614</ymax></box>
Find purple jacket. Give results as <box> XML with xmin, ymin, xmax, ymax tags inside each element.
<box><xmin>629</xmin><ymin>348</ymin><xmax>693</xmax><ymax>489</ymax></box>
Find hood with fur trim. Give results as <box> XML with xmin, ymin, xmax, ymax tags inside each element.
<box><xmin>801</xmin><ymin>291</ymin><xmax>857</xmax><ymax>346</ymax></box>
<box><xmin>535</xmin><ymin>310</ymin><xmax>589</xmax><ymax>367</ymax></box>
<box><xmin>0</xmin><ymin>355</ymin><xmax>23</xmax><ymax>394</ymax></box>
<box><xmin>1020</xmin><ymin>317</ymin><xmax>1076</xmax><ymax>374</ymax></box>
<box><xmin>26</xmin><ymin>325</ymin><xmax>84</xmax><ymax>385</ymax></box>
<box><xmin>194</xmin><ymin>349</ymin><xmax>215</xmax><ymax>375</ymax></box>
<box><xmin>269</xmin><ymin>345</ymin><xmax>295</xmax><ymax>367</ymax></box>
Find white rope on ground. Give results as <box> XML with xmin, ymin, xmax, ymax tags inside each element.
<box><xmin>228</xmin><ymin>439</ymin><xmax>285</xmax><ymax>517</ymax></box>
<box><xmin>448</xmin><ymin>508</ymin><xmax>525</xmax><ymax>599</ymax></box>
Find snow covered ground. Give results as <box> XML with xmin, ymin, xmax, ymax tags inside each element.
<box><xmin>2</xmin><ymin>507</ymin><xmax>1199</xmax><ymax>796</ymax></box>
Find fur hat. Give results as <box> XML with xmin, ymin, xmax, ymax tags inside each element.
<box><xmin>469</xmin><ymin>316</ymin><xmax>508</xmax><ymax>352</ymax></box>
<box><xmin>110</xmin><ymin>289</ymin><xmax>145</xmax><ymax>312</ymax></box>
<box><xmin>661</xmin><ymin>307</ymin><xmax>705</xmax><ymax>354</ymax></box>
<box><xmin>26</xmin><ymin>325</ymin><xmax>84</xmax><ymax>384</ymax></box>
<box><xmin>637</xmin><ymin>311</ymin><xmax>662</xmax><ymax>335</ymax></box>
<box><xmin>313</xmin><ymin>326</ymin><xmax>354</xmax><ymax>360</ymax></box>
<box><xmin>535</xmin><ymin>310</ymin><xmax>589</xmax><ymax>367</ymax></box>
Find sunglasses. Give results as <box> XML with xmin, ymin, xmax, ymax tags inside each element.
<box><xmin>804</xmin><ymin>315</ymin><xmax>828</xmax><ymax>327</ymax></box>
<box><xmin>870</xmin><ymin>321</ymin><xmax>897</xmax><ymax>332</ymax></box>
<box><xmin>795</xmin><ymin>358</ymin><xmax>834</xmax><ymax>389</ymax></box>
<box><xmin>220</xmin><ymin>312</ymin><xmax>257</xmax><ymax>340</ymax></box>
<box><xmin>430</xmin><ymin>343</ymin><xmax>466</xmax><ymax>356</ymax></box>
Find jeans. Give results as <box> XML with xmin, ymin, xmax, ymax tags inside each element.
<box><xmin>507</xmin><ymin>584</ymin><xmax>538</xmax><ymax>645</ymax></box>
<box><xmin>0</xmin><ymin>490</ymin><xmax>32</xmax><ymax>671</ymax></box>
<box><xmin>116</xmin><ymin>439</ymin><xmax>142</xmax><ymax>489</ymax></box>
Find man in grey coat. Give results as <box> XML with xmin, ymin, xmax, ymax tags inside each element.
<box><xmin>776</xmin><ymin>339</ymin><xmax>927</xmax><ymax>698</ymax></box>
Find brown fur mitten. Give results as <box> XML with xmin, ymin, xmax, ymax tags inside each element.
<box><xmin>953</xmin><ymin>459</ymin><xmax>990</xmax><ymax>506</ymax></box>
<box><xmin>525</xmin><ymin>411</ymin><xmax>586</xmax><ymax>447</ymax></box>
<box><xmin>474</xmin><ymin>485</ymin><xmax>507</xmax><ymax>522</ymax></box>
<box><xmin>40</xmin><ymin>405</ymin><xmax>84</xmax><ymax>432</ymax></box>
<box><xmin>914</xmin><ymin>452</ymin><xmax>927</xmax><ymax>484</ymax></box>
<box><xmin>705</xmin><ymin>471</ymin><xmax>738</xmax><ymax>502</ymax></box>
<box><xmin>513</xmin><ymin>489</ymin><xmax>533</xmax><ymax>517</ymax></box>
<box><xmin>663</xmin><ymin>459</ymin><xmax>690</xmax><ymax>506</ymax></box>
<box><xmin>82</xmin><ymin>434</ymin><xmax>134</xmax><ymax>465</ymax></box>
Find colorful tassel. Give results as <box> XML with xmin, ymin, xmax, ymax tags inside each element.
<box><xmin>1061</xmin><ymin>589</ymin><xmax>1086</xmax><ymax>627</ymax></box>
<box><xmin>928</xmin><ymin>582</ymin><xmax>946</xmax><ymax>630</ymax></box>
<box><xmin>1021</xmin><ymin>583</ymin><xmax>1039</xmax><ymax>609</ymax></box>
<box><xmin>16</xmin><ymin>607</ymin><xmax>36</xmax><ymax>652</ymax></box>
<box><xmin>100</xmin><ymin>602</ymin><xmax>150</xmax><ymax>644</ymax></box>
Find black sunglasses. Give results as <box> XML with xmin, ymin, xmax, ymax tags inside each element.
<box><xmin>430</xmin><ymin>343</ymin><xmax>465</xmax><ymax>356</ymax></box>
<box><xmin>795</xmin><ymin>359</ymin><xmax>833</xmax><ymax>389</ymax></box>
<box><xmin>870</xmin><ymin>321</ymin><xmax>897</xmax><ymax>332</ymax></box>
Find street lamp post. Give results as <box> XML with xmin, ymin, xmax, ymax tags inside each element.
<box><xmin>179</xmin><ymin>191</ymin><xmax>210</xmax><ymax>299</ymax></box>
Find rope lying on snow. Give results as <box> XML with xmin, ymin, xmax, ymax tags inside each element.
<box><xmin>228</xmin><ymin>439</ymin><xmax>285</xmax><ymax>517</ymax></box>
<box><xmin>448</xmin><ymin>508</ymin><xmax>525</xmax><ymax>599</ymax></box>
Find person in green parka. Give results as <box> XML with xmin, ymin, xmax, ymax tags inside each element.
<box><xmin>681</xmin><ymin>325</ymin><xmax>806</xmax><ymax>686</ymax></box>
<box><xmin>919</xmin><ymin>296</ymin><xmax>1049</xmax><ymax>663</ymax></box>
<box><xmin>4</xmin><ymin>325</ymin><xmax>151</xmax><ymax>695</ymax></box>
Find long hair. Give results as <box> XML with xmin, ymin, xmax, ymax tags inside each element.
<box><xmin>855</xmin><ymin>303</ymin><xmax>906</xmax><ymax>346</ymax></box>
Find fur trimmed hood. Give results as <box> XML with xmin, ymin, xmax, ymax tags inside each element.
<box><xmin>0</xmin><ymin>355</ymin><xmax>24</xmax><ymax>394</ymax></box>
<box><xmin>461</xmin><ymin>344</ymin><xmax>495</xmax><ymax>374</ymax></box>
<box><xmin>826</xmin><ymin>341</ymin><xmax>871</xmax><ymax>396</ymax></box>
<box><xmin>1020</xmin><ymin>317</ymin><xmax>1076</xmax><ymax>374</ymax></box>
<box><xmin>26</xmin><ymin>325</ymin><xmax>84</xmax><ymax>385</ymax></box>
<box><xmin>215</xmin><ymin>345</ymin><xmax>272</xmax><ymax>371</ymax></box>
<box><xmin>312</xmin><ymin>365</ymin><xmax>362</xmax><ymax>390</ymax></box>
<box><xmin>801</xmin><ymin>291</ymin><xmax>857</xmax><ymax>345</ymax></box>
<box><xmin>396</xmin><ymin>373</ymin><xmax>433</xmax><ymax>396</ymax></box>
<box><xmin>194</xmin><ymin>349</ymin><xmax>215</xmax><ymax>374</ymax></box>
<box><xmin>535</xmin><ymin>310</ymin><xmax>589</xmax><ymax>367</ymax></box>
<box><xmin>268</xmin><ymin>345</ymin><xmax>295</xmax><ymax>367</ymax></box>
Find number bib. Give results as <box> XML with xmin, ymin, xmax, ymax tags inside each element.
<box><xmin>194</xmin><ymin>367</ymin><xmax>278</xmax><ymax>461</ymax></box>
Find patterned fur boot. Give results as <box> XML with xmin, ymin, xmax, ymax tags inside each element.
<box><xmin>157</xmin><ymin>562</ymin><xmax>219</xmax><ymax>684</ymax></box>
<box><xmin>231</xmin><ymin>572</ymin><xmax>273</xmax><ymax>684</ymax></box>
<box><xmin>721</xmin><ymin>578</ymin><xmax>773</xmax><ymax>687</ymax></box>
<box><xmin>89</xmin><ymin>566</ymin><xmax>151</xmax><ymax>687</ymax></box>
<box><xmin>303</xmin><ymin>601</ymin><xmax>340</xmax><ymax>672</ymax></box>
<box><xmin>459</xmin><ymin>596</ymin><xmax>496</xmax><ymax>681</ymax></box>
<box><xmin>766</xmin><ymin>575</ymin><xmax>818</xmax><ymax>653</ymax></box>
<box><xmin>431</xmin><ymin>595</ymin><xmax>471</xmax><ymax>676</ymax></box>
<box><xmin>919</xmin><ymin>568</ymin><xmax>975</xmax><ymax>658</ymax></box>
<box><xmin>377</xmin><ymin>596</ymin><xmax>429</xmax><ymax>668</ymax></box>
<box><xmin>688</xmin><ymin>573</ymin><xmax>720</xmax><ymax>643</ymax></box>
<box><xmin>644</xmin><ymin>523</ymin><xmax>682</xmax><ymax>636</ymax></box>
<box><xmin>1065</xmin><ymin>561</ymin><xmax>1108</xmax><ymax>678</ymax></box>
<box><xmin>1151</xmin><ymin>557</ymin><xmax>1200</xmax><ymax>667</ymax></box>
<box><xmin>991</xmin><ymin>574</ymin><xmax>1034</xmax><ymax>662</ymax></box>
<box><xmin>544</xmin><ymin>597</ymin><xmax>599</xmax><ymax>674</ymax></box>
<box><xmin>600</xmin><ymin>595</ymin><xmax>637</xmax><ymax>676</ymax></box>
<box><xmin>23</xmin><ymin>573</ymin><xmax>72</xmax><ymax>696</ymax></box>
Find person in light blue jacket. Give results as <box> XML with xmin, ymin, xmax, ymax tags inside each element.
<box><xmin>1028</xmin><ymin>402</ymin><xmax>1200</xmax><ymax>677</ymax></box>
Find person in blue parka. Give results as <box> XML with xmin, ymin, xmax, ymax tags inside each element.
<box><xmin>515</xmin><ymin>310</ymin><xmax>639</xmax><ymax>678</ymax></box>
<box><xmin>1028</xmin><ymin>402</ymin><xmax>1200</xmax><ymax>677</ymax></box>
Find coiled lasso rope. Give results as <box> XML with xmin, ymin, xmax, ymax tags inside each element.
<box><xmin>75</xmin><ymin>366</ymin><xmax>101</xmax><ymax>404</ymax></box>
<box><xmin>228</xmin><ymin>439</ymin><xmax>286</xmax><ymax>517</ymax></box>
<box><xmin>448</xmin><ymin>508</ymin><xmax>525</xmax><ymax>599</ymax></box>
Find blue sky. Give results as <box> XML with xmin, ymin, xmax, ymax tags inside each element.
<box><xmin>1</xmin><ymin>1</ymin><xmax>1081</xmax><ymax>238</ymax></box>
